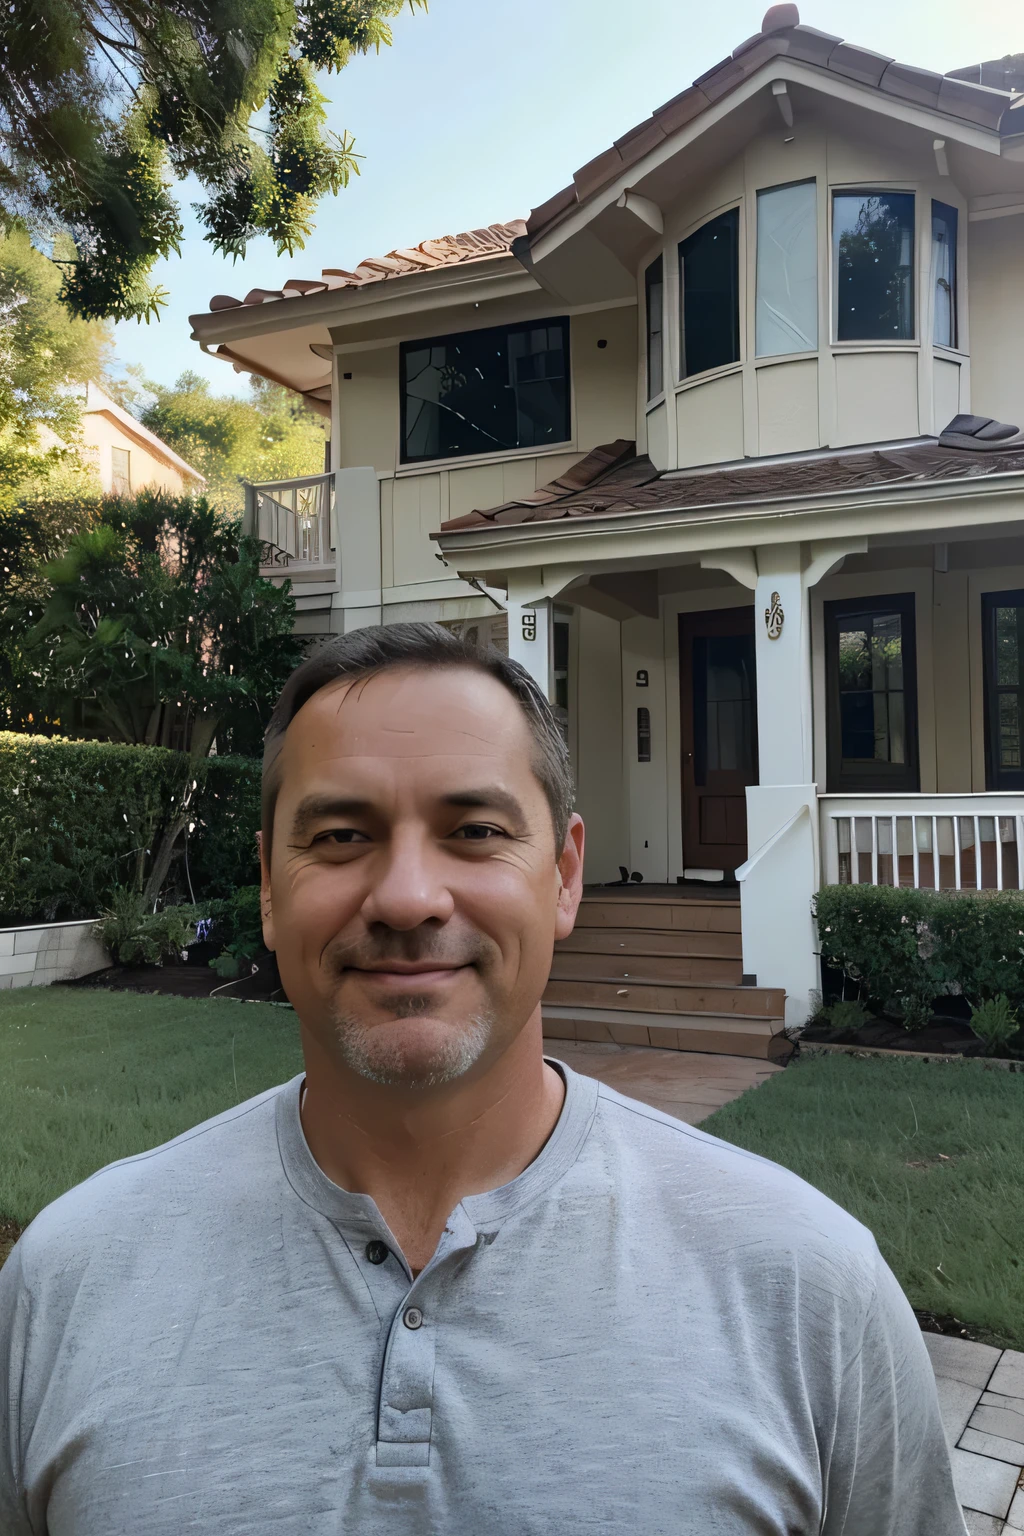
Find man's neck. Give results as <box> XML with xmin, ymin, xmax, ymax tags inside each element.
<box><xmin>296</xmin><ymin>1011</ymin><xmax>564</xmax><ymax>1276</ymax></box>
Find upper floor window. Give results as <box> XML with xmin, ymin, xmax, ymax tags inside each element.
<box><xmin>678</xmin><ymin>207</ymin><xmax>740</xmax><ymax>379</ymax></box>
<box><xmin>932</xmin><ymin>200</ymin><xmax>959</xmax><ymax>349</ymax></box>
<box><xmin>111</xmin><ymin>446</ymin><xmax>131</xmax><ymax>495</ymax></box>
<box><xmin>645</xmin><ymin>255</ymin><xmax>664</xmax><ymax>401</ymax></box>
<box><xmin>756</xmin><ymin>180</ymin><xmax>818</xmax><ymax>357</ymax></box>
<box><xmin>400</xmin><ymin>317</ymin><xmax>570</xmax><ymax>464</ymax></box>
<box><xmin>833</xmin><ymin>191</ymin><xmax>915</xmax><ymax>342</ymax></box>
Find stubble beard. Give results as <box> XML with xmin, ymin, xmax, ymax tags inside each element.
<box><xmin>326</xmin><ymin>993</ymin><xmax>497</xmax><ymax>1088</ymax></box>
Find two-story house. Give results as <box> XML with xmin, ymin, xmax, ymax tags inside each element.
<box><xmin>190</xmin><ymin>5</ymin><xmax>1024</xmax><ymax>1054</ymax></box>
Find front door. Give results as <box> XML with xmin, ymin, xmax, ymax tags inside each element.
<box><xmin>678</xmin><ymin>608</ymin><xmax>758</xmax><ymax>876</ymax></box>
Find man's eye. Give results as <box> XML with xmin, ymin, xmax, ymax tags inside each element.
<box><xmin>314</xmin><ymin>829</ymin><xmax>370</xmax><ymax>845</ymax></box>
<box><xmin>452</xmin><ymin>824</ymin><xmax>505</xmax><ymax>841</ymax></box>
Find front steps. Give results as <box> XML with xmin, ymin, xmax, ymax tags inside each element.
<box><xmin>544</xmin><ymin>891</ymin><xmax>785</xmax><ymax>1061</ymax></box>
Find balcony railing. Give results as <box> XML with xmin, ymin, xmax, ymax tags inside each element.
<box><xmin>244</xmin><ymin>472</ymin><xmax>335</xmax><ymax>569</ymax></box>
<box><xmin>819</xmin><ymin>793</ymin><xmax>1024</xmax><ymax>892</ymax></box>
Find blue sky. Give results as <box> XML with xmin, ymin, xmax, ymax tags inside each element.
<box><xmin>111</xmin><ymin>0</ymin><xmax>1023</xmax><ymax>397</ymax></box>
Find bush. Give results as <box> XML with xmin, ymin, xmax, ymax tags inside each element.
<box><xmin>969</xmin><ymin>995</ymin><xmax>1020</xmax><ymax>1057</ymax></box>
<box><xmin>100</xmin><ymin>890</ymin><xmax>208</xmax><ymax>967</ymax></box>
<box><xmin>207</xmin><ymin>885</ymin><xmax>264</xmax><ymax>978</ymax></box>
<box><xmin>0</xmin><ymin>732</ymin><xmax>260</xmax><ymax>924</ymax></box>
<box><xmin>814</xmin><ymin>884</ymin><xmax>1024</xmax><ymax>1026</ymax></box>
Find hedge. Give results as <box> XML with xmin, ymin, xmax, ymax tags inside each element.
<box><xmin>814</xmin><ymin>883</ymin><xmax>1024</xmax><ymax>1024</ymax></box>
<box><xmin>0</xmin><ymin>733</ymin><xmax>260</xmax><ymax>925</ymax></box>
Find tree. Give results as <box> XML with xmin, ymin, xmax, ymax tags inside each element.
<box><xmin>137</xmin><ymin>371</ymin><xmax>328</xmax><ymax>513</ymax></box>
<box><xmin>0</xmin><ymin>227</ymin><xmax>111</xmax><ymax>507</ymax></box>
<box><xmin>4</xmin><ymin>489</ymin><xmax>304</xmax><ymax>900</ymax></box>
<box><xmin>0</xmin><ymin>0</ymin><xmax>427</xmax><ymax>323</ymax></box>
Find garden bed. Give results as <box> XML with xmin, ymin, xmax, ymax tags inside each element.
<box><xmin>801</xmin><ymin>1012</ymin><xmax>1024</xmax><ymax>1059</ymax></box>
<box><xmin>71</xmin><ymin>949</ymin><xmax>287</xmax><ymax>1005</ymax></box>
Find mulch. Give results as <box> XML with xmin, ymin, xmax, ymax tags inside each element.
<box><xmin>801</xmin><ymin>1014</ymin><xmax>1024</xmax><ymax>1059</ymax></box>
<box><xmin>68</xmin><ymin>951</ymin><xmax>291</xmax><ymax>1006</ymax></box>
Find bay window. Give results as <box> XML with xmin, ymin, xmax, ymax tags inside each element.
<box><xmin>678</xmin><ymin>208</ymin><xmax>740</xmax><ymax>378</ymax></box>
<box><xmin>833</xmin><ymin>191</ymin><xmax>915</xmax><ymax>341</ymax></box>
<box><xmin>931</xmin><ymin>200</ymin><xmax>958</xmax><ymax>349</ymax></box>
<box><xmin>755</xmin><ymin>180</ymin><xmax>818</xmax><ymax>356</ymax></box>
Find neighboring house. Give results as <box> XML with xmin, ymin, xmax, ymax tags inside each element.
<box><xmin>80</xmin><ymin>381</ymin><xmax>205</xmax><ymax>496</ymax></box>
<box><xmin>189</xmin><ymin>4</ymin><xmax>1024</xmax><ymax>1042</ymax></box>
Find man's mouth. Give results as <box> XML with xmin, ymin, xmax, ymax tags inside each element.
<box><xmin>344</xmin><ymin>962</ymin><xmax>471</xmax><ymax>987</ymax></box>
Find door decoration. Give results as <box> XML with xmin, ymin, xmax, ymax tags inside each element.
<box><xmin>765</xmin><ymin>591</ymin><xmax>785</xmax><ymax>640</ymax></box>
<box><xmin>521</xmin><ymin>612</ymin><xmax>537</xmax><ymax>642</ymax></box>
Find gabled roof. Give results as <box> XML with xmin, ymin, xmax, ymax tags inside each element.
<box><xmin>82</xmin><ymin>381</ymin><xmax>206</xmax><ymax>486</ymax></box>
<box><xmin>205</xmin><ymin>221</ymin><xmax>526</xmax><ymax>316</ymax></box>
<box><xmin>526</xmin><ymin>3</ymin><xmax>1018</xmax><ymax>244</ymax></box>
<box><xmin>437</xmin><ymin>437</ymin><xmax>1024</xmax><ymax>535</ymax></box>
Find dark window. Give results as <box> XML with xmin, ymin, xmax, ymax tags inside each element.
<box><xmin>824</xmin><ymin>593</ymin><xmax>919</xmax><ymax>791</ymax></box>
<box><xmin>693</xmin><ymin>633</ymin><xmax>757</xmax><ymax>783</ymax></box>
<box><xmin>645</xmin><ymin>255</ymin><xmax>664</xmax><ymax>400</ymax></box>
<box><xmin>400</xmin><ymin>318</ymin><xmax>570</xmax><ymax>464</ymax></box>
<box><xmin>678</xmin><ymin>208</ymin><xmax>740</xmax><ymax>378</ymax></box>
<box><xmin>983</xmin><ymin>592</ymin><xmax>1024</xmax><ymax>789</ymax></box>
<box><xmin>932</xmin><ymin>200</ymin><xmax>958</xmax><ymax>349</ymax></box>
<box><xmin>833</xmin><ymin>191</ymin><xmax>915</xmax><ymax>341</ymax></box>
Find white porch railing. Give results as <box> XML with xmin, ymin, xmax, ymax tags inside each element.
<box><xmin>819</xmin><ymin>794</ymin><xmax>1024</xmax><ymax>891</ymax></box>
<box><xmin>244</xmin><ymin>472</ymin><xmax>335</xmax><ymax>568</ymax></box>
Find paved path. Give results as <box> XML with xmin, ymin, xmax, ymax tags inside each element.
<box><xmin>545</xmin><ymin>1040</ymin><xmax>1024</xmax><ymax>1533</ymax></box>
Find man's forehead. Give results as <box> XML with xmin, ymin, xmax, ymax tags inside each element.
<box><xmin>284</xmin><ymin>666</ymin><xmax>531</xmax><ymax>764</ymax></box>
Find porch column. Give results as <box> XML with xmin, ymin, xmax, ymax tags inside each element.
<box><xmin>331</xmin><ymin>467</ymin><xmax>382</xmax><ymax>633</ymax></box>
<box><xmin>506</xmin><ymin>596</ymin><xmax>554</xmax><ymax>700</ymax></box>
<box><xmin>753</xmin><ymin>544</ymin><xmax>813</xmax><ymax>784</ymax></box>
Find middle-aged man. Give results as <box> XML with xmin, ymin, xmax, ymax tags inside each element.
<box><xmin>0</xmin><ymin>623</ymin><xmax>967</xmax><ymax>1535</ymax></box>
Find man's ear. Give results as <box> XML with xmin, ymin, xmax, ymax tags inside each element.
<box><xmin>554</xmin><ymin>814</ymin><xmax>585</xmax><ymax>942</ymax></box>
<box><xmin>257</xmin><ymin>829</ymin><xmax>276</xmax><ymax>953</ymax></box>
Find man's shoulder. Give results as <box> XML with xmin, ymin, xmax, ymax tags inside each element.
<box><xmin>587</xmin><ymin>1076</ymin><xmax>879</xmax><ymax>1270</ymax></box>
<box><xmin>11</xmin><ymin>1076</ymin><xmax>297</xmax><ymax>1285</ymax></box>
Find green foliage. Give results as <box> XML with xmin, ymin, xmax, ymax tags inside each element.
<box><xmin>820</xmin><ymin>999</ymin><xmax>870</xmax><ymax>1033</ymax></box>
<box><xmin>0</xmin><ymin>229</ymin><xmax>110</xmax><ymax>505</ymax></box>
<box><xmin>100</xmin><ymin>888</ymin><xmax>206</xmax><ymax>967</ymax></box>
<box><xmin>0</xmin><ymin>0</ymin><xmax>427</xmax><ymax>322</ymax></box>
<box><xmin>137</xmin><ymin>373</ymin><xmax>328</xmax><ymax>513</ymax></box>
<box><xmin>207</xmin><ymin>885</ymin><xmax>265</xmax><ymax>978</ymax></box>
<box><xmin>814</xmin><ymin>884</ymin><xmax>1024</xmax><ymax>1031</ymax></box>
<box><xmin>0</xmin><ymin>733</ymin><xmax>260</xmax><ymax>923</ymax></box>
<box><xmin>969</xmin><ymin>995</ymin><xmax>1021</xmax><ymax>1057</ymax></box>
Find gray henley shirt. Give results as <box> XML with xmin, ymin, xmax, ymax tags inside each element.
<box><xmin>0</xmin><ymin>1060</ymin><xmax>968</xmax><ymax>1534</ymax></box>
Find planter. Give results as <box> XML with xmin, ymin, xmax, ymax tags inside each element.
<box><xmin>0</xmin><ymin>918</ymin><xmax>109</xmax><ymax>990</ymax></box>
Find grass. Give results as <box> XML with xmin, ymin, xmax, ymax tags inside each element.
<box><xmin>702</xmin><ymin>1052</ymin><xmax>1024</xmax><ymax>1349</ymax></box>
<box><xmin>0</xmin><ymin>986</ymin><xmax>303</xmax><ymax>1253</ymax></box>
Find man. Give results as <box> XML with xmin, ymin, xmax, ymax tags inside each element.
<box><xmin>0</xmin><ymin>623</ymin><xmax>967</xmax><ymax>1535</ymax></box>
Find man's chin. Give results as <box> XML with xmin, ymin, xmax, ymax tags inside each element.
<box><xmin>327</xmin><ymin>1008</ymin><xmax>495</xmax><ymax>1089</ymax></box>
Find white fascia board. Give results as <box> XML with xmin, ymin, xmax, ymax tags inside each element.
<box><xmin>434</xmin><ymin>472</ymin><xmax>1024</xmax><ymax>573</ymax></box>
<box><xmin>190</xmin><ymin>259</ymin><xmax>539</xmax><ymax>347</ymax></box>
<box><xmin>83</xmin><ymin>383</ymin><xmax>205</xmax><ymax>483</ymax></box>
<box><xmin>529</xmin><ymin>60</ymin><xmax>1002</xmax><ymax>264</ymax></box>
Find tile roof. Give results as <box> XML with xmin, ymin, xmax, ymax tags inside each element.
<box><xmin>437</xmin><ymin>439</ymin><xmax>1024</xmax><ymax>534</ymax></box>
<box><xmin>206</xmin><ymin>221</ymin><xmax>527</xmax><ymax>314</ymax></box>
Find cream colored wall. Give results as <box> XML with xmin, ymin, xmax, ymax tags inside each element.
<box><xmin>643</xmin><ymin>113</ymin><xmax>969</xmax><ymax>471</ymax></box>
<box><xmin>967</xmin><ymin>214</ymin><xmax>1024</xmax><ymax>430</ymax></box>
<box><xmin>571</xmin><ymin>606</ymin><xmax>625</xmax><ymax>884</ymax></box>
<box><xmin>81</xmin><ymin>413</ymin><xmax>194</xmax><ymax>494</ymax></box>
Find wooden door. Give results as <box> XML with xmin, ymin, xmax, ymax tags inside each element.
<box><xmin>679</xmin><ymin>608</ymin><xmax>758</xmax><ymax>874</ymax></box>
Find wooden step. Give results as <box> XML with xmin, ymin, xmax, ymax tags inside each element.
<box><xmin>549</xmin><ymin>950</ymin><xmax>742</xmax><ymax>986</ymax></box>
<box><xmin>542</xmin><ymin>1007</ymin><xmax>777</xmax><ymax>1061</ymax></box>
<box><xmin>543</xmin><ymin>976</ymin><xmax>784</xmax><ymax>1019</ymax></box>
<box><xmin>556</xmin><ymin>927</ymin><xmax>743</xmax><ymax>960</ymax></box>
<box><xmin>574</xmin><ymin>899</ymin><xmax>740</xmax><ymax>935</ymax></box>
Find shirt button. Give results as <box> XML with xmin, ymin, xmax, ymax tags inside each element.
<box><xmin>403</xmin><ymin>1307</ymin><xmax>424</xmax><ymax>1330</ymax></box>
<box><xmin>365</xmin><ymin>1240</ymin><xmax>389</xmax><ymax>1265</ymax></box>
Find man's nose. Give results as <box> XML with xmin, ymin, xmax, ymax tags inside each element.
<box><xmin>359</xmin><ymin>826</ymin><xmax>455</xmax><ymax>931</ymax></box>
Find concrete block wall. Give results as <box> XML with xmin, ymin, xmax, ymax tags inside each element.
<box><xmin>0</xmin><ymin>920</ymin><xmax>108</xmax><ymax>989</ymax></box>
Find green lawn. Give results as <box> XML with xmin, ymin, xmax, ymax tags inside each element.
<box><xmin>0</xmin><ymin>986</ymin><xmax>303</xmax><ymax>1244</ymax></box>
<box><xmin>702</xmin><ymin>1053</ymin><xmax>1024</xmax><ymax>1349</ymax></box>
<box><xmin>2</xmin><ymin>990</ymin><xmax>1022</xmax><ymax>1351</ymax></box>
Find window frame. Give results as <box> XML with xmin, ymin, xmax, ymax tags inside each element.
<box><xmin>677</xmin><ymin>205</ymin><xmax>741</xmax><ymax>382</ymax></box>
<box><xmin>398</xmin><ymin>315</ymin><xmax>572</xmax><ymax>467</ymax></box>
<box><xmin>755</xmin><ymin>178</ymin><xmax>819</xmax><ymax>360</ymax></box>
<box><xmin>831</xmin><ymin>188</ymin><xmax>917</xmax><ymax>346</ymax></box>
<box><xmin>644</xmin><ymin>253</ymin><xmax>665</xmax><ymax>402</ymax></box>
<box><xmin>110</xmin><ymin>446</ymin><xmax>131</xmax><ymax>495</ymax></box>
<box><xmin>823</xmin><ymin>591</ymin><xmax>920</xmax><ymax>793</ymax></box>
<box><xmin>982</xmin><ymin>590</ymin><xmax>1024</xmax><ymax>791</ymax></box>
<box><xmin>931</xmin><ymin>199</ymin><xmax>959</xmax><ymax>352</ymax></box>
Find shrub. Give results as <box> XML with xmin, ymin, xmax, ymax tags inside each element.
<box><xmin>969</xmin><ymin>995</ymin><xmax>1020</xmax><ymax>1057</ymax></box>
<box><xmin>822</xmin><ymin>999</ymin><xmax>870</xmax><ymax>1033</ymax></box>
<box><xmin>814</xmin><ymin>884</ymin><xmax>1024</xmax><ymax>1025</ymax></box>
<box><xmin>207</xmin><ymin>885</ymin><xmax>264</xmax><ymax>978</ymax></box>
<box><xmin>0</xmin><ymin>732</ymin><xmax>260</xmax><ymax>924</ymax></box>
<box><xmin>101</xmin><ymin>890</ymin><xmax>208</xmax><ymax>967</ymax></box>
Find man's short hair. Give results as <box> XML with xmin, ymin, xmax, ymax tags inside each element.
<box><xmin>261</xmin><ymin>622</ymin><xmax>574</xmax><ymax>857</ymax></box>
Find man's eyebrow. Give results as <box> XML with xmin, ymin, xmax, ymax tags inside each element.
<box><xmin>442</xmin><ymin>788</ymin><xmax>528</xmax><ymax>826</ymax></box>
<box><xmin>290</xmin><ymin>795</ymin><xmax>372</xmax><ymax>839</ymax></box>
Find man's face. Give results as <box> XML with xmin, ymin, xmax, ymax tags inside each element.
<box><xmin>261</xmin><ymin>664</ymin><xmax>584</xmax><ymax>1089</ymax></box>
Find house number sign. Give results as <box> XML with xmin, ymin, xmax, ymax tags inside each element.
<box><xmin>765</xmin><ymin>591</ymin><xmax>785</xmax><ymax>640</ymax></box>
<box><xmin>521</xmin><ymin>612</ymin><xmax>537</xmax><ymax>642</ymax></box>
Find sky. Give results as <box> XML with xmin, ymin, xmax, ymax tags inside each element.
<box><xmin>110</xmin><ymin>0</ymin><xmax>1024</xmax><ymax>398</ymax></box>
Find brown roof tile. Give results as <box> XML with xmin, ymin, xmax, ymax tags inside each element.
<box><xmin>878</xmin><ymin>60</ymin><xmax>945</xmax><ymax>110</ymax></box>
<box><xmin>436</xmin><ymin>439</ymin><xmax>1024</xmax><ymax>536</ymax></box>
<box><xmin>825</xmin><ymin>41</ymin><xmax>892</xmax><ymax>89</ymax></box>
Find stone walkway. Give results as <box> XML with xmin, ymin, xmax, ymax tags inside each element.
<box><xmin>544</xmin><ymin>1039</ymin><xmax>1024</xmax><ymax>1533</ymax></box>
